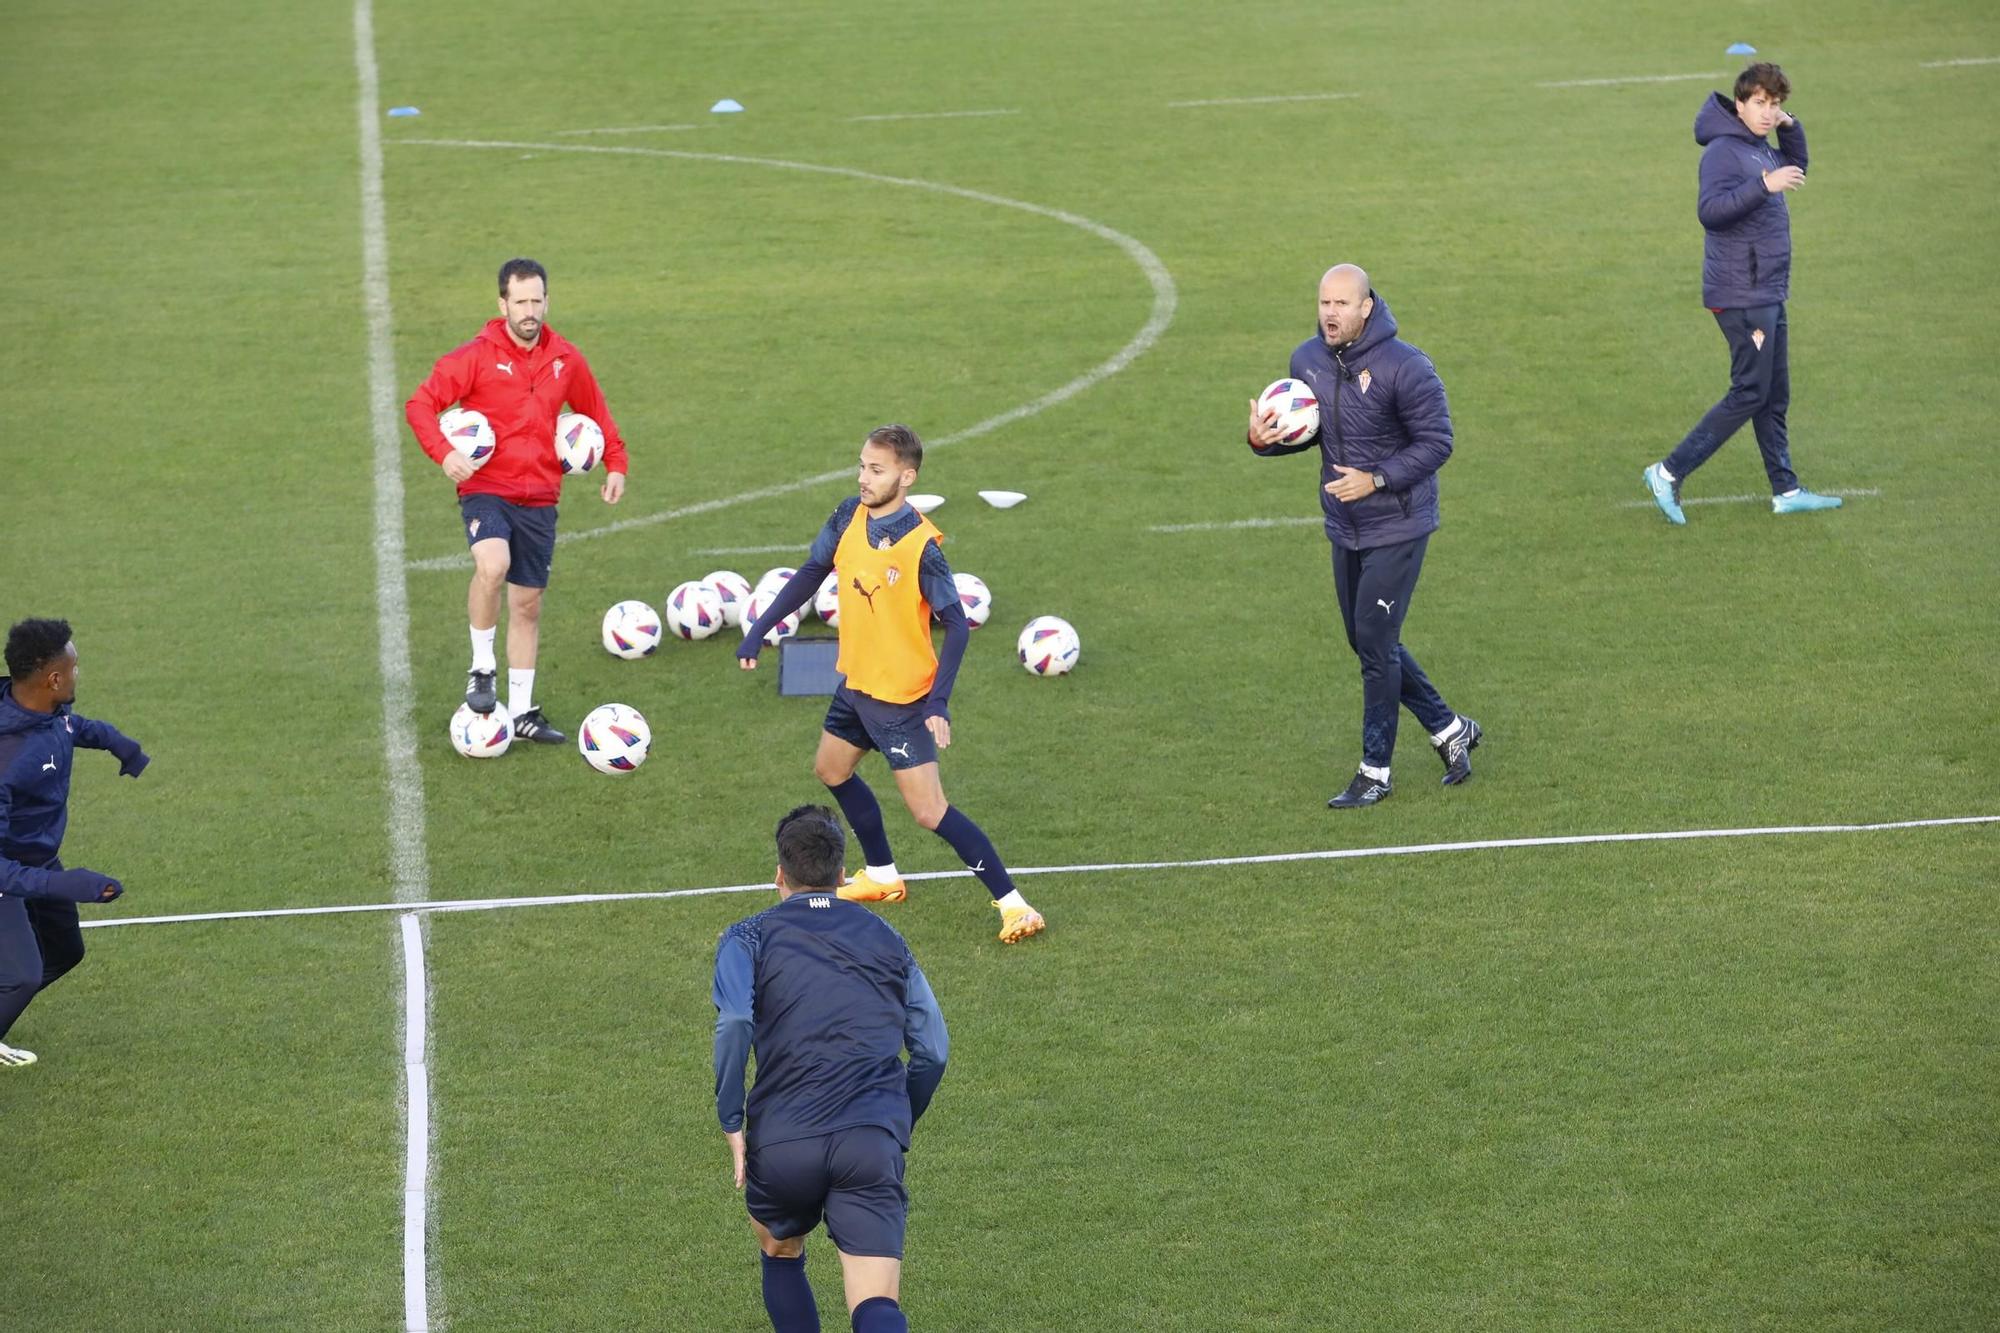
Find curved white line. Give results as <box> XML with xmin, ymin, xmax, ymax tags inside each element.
<box><xmin>397</xmin><ymin>138</ymin><xmax>1177</xmax><ymax>573</ymax></box>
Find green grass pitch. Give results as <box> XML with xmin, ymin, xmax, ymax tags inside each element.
<box><xmin>3</xmin><ymin>0</ymin><xmax>1996</xmax><ymax>1328</ymax></box>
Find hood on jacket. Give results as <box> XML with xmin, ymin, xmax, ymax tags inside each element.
<box><xmin>1313</xmin><ymin>291</ymin><xmax>1400</xmax><ymax>364</ymax></box>
<box><xmin>1695</xmin><ymin>92</ymin><xmax>1757</xmax><ymax>148</ymax></box>
<box><xmin>0</xmin><ymin>681</ymin><xmax>59</xmax><ymax>738</ymax></box>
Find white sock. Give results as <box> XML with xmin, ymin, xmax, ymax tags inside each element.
<box><xmin>997</xmin><ymin>889</ymin><xmax>1028</xmax><ymax>912</ymax></box>
<box><xmin>1657</xmin><ymin>463</ymin><xmax>1677</xmax><ymax>482</ymax></box>
<box><xmin>863</xmin><ymin>863</ymin><xmax>900</xmax><ymax>884</ymax></box>
<box><xmin>508</xmin><ymin>669</ymin><xmax>535</xmax><ymax>717</ymax></box>
<box><xmin>1430</xmin><ymin>716</ymin><xmax>1463</xmax><ymax>746</ymax></box>
<box><xmin>470</xmin><ymin>625</ymin><xmax>497</xmax><ymax>673</ymax></box>
<box><xmin>1360</xmin><ymin>763</ymin><xmax>1391</xmax><ymax>782</ymax></box>
<box><xmin>1780</xmin><ymin>487</ymin><xmax>1800</xmax><ymax>497</ymax></box>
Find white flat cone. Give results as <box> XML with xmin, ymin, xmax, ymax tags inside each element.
<box><xmin>711</xmin><ymin>98</ymin><xmax>744</xmax><ymax>113</ymax></box>
<box><xmin>977</xmin><ymin>490</ymin><xmax>1027</xmax><ymax>509</ymax></box>
<box><xmin>907</xmin><ymin>493</ymin><xmax>945</xmax><ymax>513</ymax></box>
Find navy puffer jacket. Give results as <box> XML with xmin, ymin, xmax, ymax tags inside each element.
<box><xmin>1252</xmin><ymin>293</ymin><xmax>1452</xmax><ymax>551</ymax></box>
<box><xmin>1695</xmin><ymin>92</ymin><xmax>1806</xmax><ymax>308</ymax></box>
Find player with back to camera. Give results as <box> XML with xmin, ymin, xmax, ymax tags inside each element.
<box><xmin>1643</xmin><ymin>62</ymin><xmax>1844</xmax><ymax>524</ymax></box>
<box><xmin>405</xmin><ymin>257</ymin><xmax>631</xmax><ymax>746</ymax></box>
<box><xmin>738</xmin><ymin>425</ymin><xmax>1046</xmax><ymax>944</ymax></box>
<box><xmin>1</xmin><ymin>618</ymin><xmax>148</xmax><ymax>1070</ymax></box>
<box><xmin>1248</xmin><ymin>264</ymin><xmax>1483</xmax><ymax>809</ymax></box>
<box><xmin>713</xmin><ymin>805</ymin><xmax>948</xmax><ymax>1333</ymax></box>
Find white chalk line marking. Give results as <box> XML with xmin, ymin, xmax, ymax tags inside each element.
<box><xmin>1149</xmin><ymin>516</ymin><xmax>1321</xmax><ymax>534</ymax></box>
<box><xmin>553</xmin><ymin>123</ymin><xmax>702</xmax><ymax>135</ymax></box>
<box><xmin>1167</xmin><ymin>92</ymin><xmax>1360</xmax><ymax>108</ymax></box>
<box><xmin>82</xmin><ymin>816</ymin><xmax>1999</xmax><ymax>931</ymax></box>
<box><xmin>848</xmin><ymin>108</ymin><xmax>1020</xmax><ymax>123</ymax></box>
<box><xmin>353</xmin><ymin>3</ymin><xmax>434</xmax><ymax>1327</ymax></box>
<box><xmin>1920</xmin><ymin>56</ymin><xmax>2000</xmax><ymax>68</ymax></box>
<box><xmin>1616</xmin><ymin>486</ymin><xmax>1880</xmax><ymax>510</ymax></box>
<box><xmin>1537</xmin><ymin>72</ymin><xmax>1723</xmax><ymax>89</ymax></box>
<box><xmin>690</xmin><ymin>543</ymin><xmax>811</xmax><ymax>557</ymax></box>
<box><xmin>395</xmin><ymin>138</ymin><xmax>1177</xmax><ymax>573</ymax></box>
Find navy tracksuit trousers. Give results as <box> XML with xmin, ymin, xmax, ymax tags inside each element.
<box><xmin>1666</xmin><ymin>303</ymin><xmax>1798</xmax><ymax>495</ymax></box>
<box><xmin>0</xmin><ymin>866</ymin><xmax>87</xmax><ymax>1042</ymax></box>
<box><xmin>1331</xmin><ymin>535</ymin><xmax>1456</xmax><ymax>769</ymax></box>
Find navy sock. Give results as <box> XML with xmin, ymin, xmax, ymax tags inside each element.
<box><xmin>933</xmin><ymin>806</ymin><xmax>1014</xmax><ymax>900</ymax></box>
<box><xmin>826</xmin><ymin>775</ymin><xmax>895</xmax><ymax>869</ymax></box>
<box><xmin>850</xmin><ymin>1295</ymin><xmax>907</xmax><ymax>1333</ymax></box>
<box><xmin>759</xmin><ymin>1251</ymin><xmax>819</xmax><ymax>1333</ymax></box>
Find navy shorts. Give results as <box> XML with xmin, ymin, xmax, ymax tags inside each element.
<box><xmin>823</xmin><ymin>684</ymin><xmax>937</xmax><ymax>770</ymax></box>
<box><xmin>745</xmin><ymin>1125</ymin><xmax>909</xmax><ymax>1258</ymax></box>
<box><xmin>459</xmin><ymin>495</ymin><xmax>558</xmax><ymax>589</ymax></box>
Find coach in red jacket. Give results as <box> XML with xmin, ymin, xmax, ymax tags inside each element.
<box><xmin>406</xmin><ymin>258</ymin><xmax>629</xmax><ymax>746</ymax></box>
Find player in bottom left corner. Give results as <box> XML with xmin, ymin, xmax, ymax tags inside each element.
<box><xmin>404</xmin><ymin>256</ymin><xmax>631</xmax><ymax>747</ymax></box>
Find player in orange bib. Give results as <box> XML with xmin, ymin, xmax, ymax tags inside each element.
<box><xmin>738</xmin><ymin>425</ymin><xmax>1045</xmax><ymax>944</ymax></box>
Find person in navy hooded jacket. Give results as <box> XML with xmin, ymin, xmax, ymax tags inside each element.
<box><xmin>1644</xmin><ymin>63</ymin><xmax>1844</xmax><ymax>523</ymax></box>
<box><xmin>0</xmin><ymin>618</ymin><xmax>147</xmax><ymax>1070</ymax></box>
<box><xmin>1249</xmin><ymin>264</ymin><xmax>1482</xmax><ymax>809</ymax></box>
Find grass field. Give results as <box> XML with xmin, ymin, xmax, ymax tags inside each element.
<box><xmin>3</xmin><ymin>0</ymin><xmax>1997</xmax><ymax>1328</ymax></box>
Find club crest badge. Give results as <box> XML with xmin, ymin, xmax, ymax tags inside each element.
<box><xmin>468</xmin><ymin>519</ymin><xmax>481</xmax><ymax>538</ymax></box>
<box><xmin>1357</xmin><ymin>369</ymin><xmax>1373</xmax><ymax>395</ymax></box>
<box><xmin>885</xmin><ymin>566</ymin><xmax>902</xmax><ymax>587</ymax></box>
<box><xmin>1751</xmin><ymin>328</ymin><xmax>1766</xmax><ymax>351</ymax></box>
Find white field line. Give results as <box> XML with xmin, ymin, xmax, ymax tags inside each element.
<box><xmin>690</xmin><ymin>543</ymin><xmax>811</xmax><ymax>557</ymax></box>
<box><xmin>82</xmin><ymin>815</ymin><xmax>2000</xmax><ymax>932</ymax></box>
<box><xmin>553</xmin><ymin>124</ymin><xmax>701</xmax><ymax>135</ymax></box>
<box><xmin>353</xmin><ymin>3</ymin><xmax>434</xmax><ymax>1329</ymax></box>
<box><xmin>848</xmin><ymin>108</ymin><xmax>1020</xmax><ymax>123</ymax></box>
<box><xmin>1167</xmin><ymin>92</ymin><xmax>1360</xmax><ymax>108</ymax></box>
<box><xmin>397</xmin><ymin>139</ymin><xmax>1177</xmax><ymax>573</ymax></box>
<box><xmin>1920</xmin><ymin>56</ymin><xmax>2000</xmax><ymax>68</ymax></box>
<box><xmin>1149</xmin><ymin>516</ymin><xmax>1321</xmax><ymax>533</ymax></box>
<box><xmin>399</xmin><ymin>914</ymin><xmax>430</xmax><ymax>1333</ymax></box>
<box><xmin>1617</xmin><ymin>486</ymin><xmax>1880</xmax><ymax>510</ymax></box>
<box><xmin>1537</xmin><ymin>72</ymin><xmax>1723</xmax><ymax>89</ymax></box>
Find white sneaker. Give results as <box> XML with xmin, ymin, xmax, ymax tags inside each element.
<box><xmin>0</xmin><ymin>1040</ymin><xmax>38</xmax><ymax>1068</ymax></box>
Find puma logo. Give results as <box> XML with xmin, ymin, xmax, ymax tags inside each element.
<box><xmin>494</xmin><ymin>360</ymin><xmax>513</xmax><ymax>376</ymax></box>
<box><xmin>851</xmin><ymin>577</ymin><xmax>880</xmax><ymax>612</ymax></box>
<box><xmin>1377</xmin><ymin>599</ymin><xmax>1396</xmax><ymax>614</ymax></box>
<box><xmin>42</xmin><ymin>755</ymin><xmax>57</xmax><ymax>772</ymax></box>
<box><xmin>887</xmin><ymin>743</ymin><xmax>912</xmax><ymax>760</ymax></box>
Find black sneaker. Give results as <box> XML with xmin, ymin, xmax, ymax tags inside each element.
<box><xmin>512</xmin><ymin>708</ymin><xmax>567</xmax><ymax>745</ymax></box>
<box><xmin>465</xmin><ymin>669</ymin><xmax>498</xmax><ymax>715</ymax></box>
<box><xmin>1433</xmin><ymin>717</ymin><xmax>1483</xmax><ymax>786</ymax></box>
<box><xmin>1328</xmin><ymin>771</ymin><xmax>1392</xmax><ymax>809</ymax></box>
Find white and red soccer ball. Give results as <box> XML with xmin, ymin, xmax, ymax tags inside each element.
<box><xmin>555</xmin><ymin>412</ymin><xmax>605</xmax><ymax>474</ymax></box>
<box><xmin>1017</xmin><ymin>615</ymin><xmax>1080</xmax><ymax>677</ymax></box>
<box><xmin>664</xmin><ymin>580</ymin><xmax>726</xmax><ymax>641</ymax></box>
<box><xmin>578</xmin><ymin>702</ymin><xmax>650</xmax><ymax>775</ymax></box>
<box><xmin>601</xmin><ymin>600</ymin><xmax>662</xmax><ymax>659</ymax></box>
<box><xmin>439</xmin><ymin>408</ymin><xmax>496</xmax><ymax>470</ymax></box>
<box><xmin>449</xmin><ymin>701</ymin><xmax>512</xmax><ymax>757</ymax></box>
<box><xmin>1256</xmin><ymin>378</ymin><xmax>1319</xmax><ymax>445</ymax></box>
<box><xmin>703</xmin><ymin>570</ymin><xmax>754</xmax><ymax>628</ymax></box>
<box><xmin>949</xmin><ymin>572</ymin><xmax>991</xmax><ymax>629</ymax></box>
<box><xmin>813</xmin><ymin>574</ymin><xmax>841</xmax><ymax>628</ymax></box>
<box><xmin>742</xmin><ymin>587</ymin><xmax>803</xmax><ymax>646</ymax></box>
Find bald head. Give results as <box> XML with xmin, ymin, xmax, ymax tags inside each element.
<box><xmin>1317</xmin><ymin>264</ymin><xmax>1375</xmax><ymax>348</ymax></box>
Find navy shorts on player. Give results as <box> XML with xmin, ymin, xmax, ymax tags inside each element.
<box><xmin>459</xmin><ymin>495</ymin><xmax>558</xmax><ymax>589</ymax></box>
<box><xmin>746</xmin><ymin>1125</ymin><xmax>909</xmax><ymax>1258</ymax></box>
<box><xmin>823</xmin><ymin>684</ymin><xmax>937</xmax><ymax>770</ymax></box>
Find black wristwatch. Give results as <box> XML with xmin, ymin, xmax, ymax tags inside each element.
<box><xmin>1370</xmin><ymin>471</ymin><xmax>1387</xmax><ymax>491</ymax></box>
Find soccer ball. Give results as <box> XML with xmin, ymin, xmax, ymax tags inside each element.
<box><xmin>555</xmin><ymin>412</ymin><xmax>605</xmax><ymax>473</ymax></box>
<box><xmin>950</xmin><ymin>572</ymin><xmax>992</xmax><ymax>629</ymax></box>
<box><xmin>601</xmin><ymin>599</ymin><xmax>662</xmax><ymax>659</ymax></box>
<box><xmin>1257</xmin><ymin>378</ymin><xmax>1319</xmax><ymax>445</ymax></box>
<box><xmin>664</xmin><ymin>579</ymin><xmax>726</xmax><ymax>640</ymax></box>
<box><xmin>755</xmin><ymin>566</ymin><xmax>799</xmax><ymax>600</ymax></box>
<box><xmin>578</xmin><ymin>702</ymin><xmax>650</xmax><ymax>775</ymax></box>
<box><xmin>439</xmin><ymin>408</ymin><xmax>495</xmax><ymax>470</ymax></box>
<box><xmin>1017</xmin><ymin>615</ymin><xmax>1081</xmax><ymax>676</ymax></box>
<box><xmin>449</xmin><ymin>701</ymin><xmax>512</xmax><ymax>757</ymax></box>
<box><xmin>703</xmin><ymin>570</ymin><xmax>754</xmax><ymax>627</ymax></box>
<box><xmin>813</xmin><ymin>574</ymin><xmax>841</xmax><ymax>627</ymax></box>
<box><xmin>742</xmin><ymin>587</ymin><xmax>803</xmax><ymax>645</ymax></box>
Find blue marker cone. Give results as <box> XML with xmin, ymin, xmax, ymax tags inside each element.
<box><xmin>1726</xmin><ymin>42</ymin><xmax>1756</xmax><ymax>55</ymax></box>
<box><xmin>711</xmin><ymin>98</ymin><xmax>744</xmax><ymax>113</ymax></box>
<box><xmin>387</xmin><ymin>106</ymin><xmax>421</xmax><ymax>117</ymax></box>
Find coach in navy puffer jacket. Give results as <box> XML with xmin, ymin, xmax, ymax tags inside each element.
<box><xmin>1694</xmin><ymin>87</ymin><xmax>1804</xmax><ymax>308</ymax></box>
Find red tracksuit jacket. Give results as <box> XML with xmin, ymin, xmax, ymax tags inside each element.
<box><xmin>405</xmin><ymin>319</ymin><xmax>629</xmax><ymax>507</ymax></box>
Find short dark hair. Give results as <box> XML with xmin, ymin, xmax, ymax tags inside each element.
<box><xmin>6</xmin><ymin>618</ymin><xmax>73</xmax><ymax>681</ymax></box>
<box><xmin>776</xmin><ymin>805</ymin><xmax>846</xmax><ymax>891</ymax></box>
<box><xmin>865</xmin><ymin>423</ymin><xmax>923</xmax><ymax>472</ymax></box>
<box><xmin>498</xmin><ymin>257</ymin><xmax>548</xmax><ymax>296</ymax></box>
<box><xmin>1734</xmin><ymin>62</ymin><xmax>1790</xmax><ymax>104</ymax></box>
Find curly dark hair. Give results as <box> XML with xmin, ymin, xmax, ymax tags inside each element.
<box><xmin>6</xmin><ymin>617</ymin><xmax>73</xmax><ymax>681</ymax></box>
<box><xmin>1734</xmin><ymin>62</ymin><xmax>1790</xmax><ymax>104</ymax></box>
